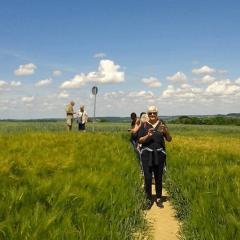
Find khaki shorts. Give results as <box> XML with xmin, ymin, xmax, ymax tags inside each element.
<box><xmin>66</xmin><ymin>116</ymin><xmax>73</xmax><ymax>126</ymax></box>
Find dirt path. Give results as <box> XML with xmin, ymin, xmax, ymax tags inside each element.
<box><xmin>145</xmin><ymin>188</ymin><xmax>180</xmax><ymax>240</ymax></box>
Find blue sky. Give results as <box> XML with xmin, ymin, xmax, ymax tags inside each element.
<box><xmin>0</xmin><ymin>0</ymin><xmax>240</xmax><ymax>118</ymax></box>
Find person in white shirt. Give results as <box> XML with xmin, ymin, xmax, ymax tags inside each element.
<box><xmin>77</xmin><ymin>105</ymin><xmax>88</xmax><ymax>131</ymax></box>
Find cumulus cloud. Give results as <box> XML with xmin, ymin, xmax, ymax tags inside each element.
<box><xmin>199</xmin><ymin>75</ymin><xmax>215</xmax><ymax>84</ymax></box>
<box><xmin>142</xmin><ymin>77</ymin><xmax>162</xmax><ymax>87</ymax></box>
<box><xmin>22</xmin><ymin>96</ymin><xmax>34</xmax><ymax>103</ymax></box>
<box><xmin>10</xmin><ymin>81</ymin><xmax>22</xmax><ymax>87</ymax></box>
<box><xmin>0</xmin><ymin>80</ymin><xmax>8</xmax><ymax>89</ymax></box>
<box><xmin>104</xmin><ymin>91</ymin><xmax>125</xmax><ymax>99</ymax></box>
<box><xmin>162</xmin><ymin>84</ymin><xmax>203</xmax><ymax>99</ymax></box>
<box><xmin>60</xmin><ymin>74</ymin><xmax>85</xmax><ymax>89</ymax></box>
<box><xmin>58</xmin><ymin>91</ymin><xmax>69</xmax><ymax>99</ymax></box>
<box><xmin>14</xmin><ymin>63</ymin><xmax>37</xmax><ymax>76</ymax></box>
<box><xmin>35</xmin><ymin>78</ymin><xmax>52</xmax><ymax>87</ymax></box>
<box><xmin>128</xmin><ymin>90</ymin><xmax>154</xmax><ymax>99</ymax></box>
<box><xmin>52</xmin><ymin>70</ymin><xmax>62</xmax><ymax>76</ymax></box>
<box><xmin>206</xmin><ymin>79</ymin><xmax>240</xmax><ymax>96</ymax></box>
<box><xmin>192</xmin><ymin>65</ymin><xmax>215</xmax><ymax>74</ymax></box>
<box><xmin>167</xmin><ymin>72</ymin><xmax>187</xmax><ymax>83</ymax></box>
<box><xmin>60</xmin><ymin>59</ymin><xmax>124</xmax><ymax>89</ymax></box>
<box><xmin>235</xmin><ymin>78</ymin><xmax>240</xmax><ymax>84</ymax></box>
<box><xmin>94</xmin><ymin>52</ymin><xmax>106</xmax><ymax>58</ymax></box>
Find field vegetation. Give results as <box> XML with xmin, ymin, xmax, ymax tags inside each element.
<box><xmin>0</xmin><ymin>131</ymin><xmax>146</xmax><ymax>239</ymax></box>
<box><xmin>0</xmin><ymin>120</ymin><xmax>239</xmax><ymax>239</ymax></box>
<box><xmin>165</xmin><ymin>125</ymin><xmax>240</xmax><ymax>240</ymax></box>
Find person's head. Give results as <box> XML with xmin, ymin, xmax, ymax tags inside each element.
<box><xmin>140</xmin><ymin>113</ymin><xmax>149</xmax><ymax>123</ymax></box>
<box><xmin>147</xmin><ymin>106</ymin><xmax>158</xmax><ymax>123</ymax></box>
<box><xmin>140</xmin><ymin>112</ymin><xmax>146</xmax><ymax>118</ymax></box>
<box><xmin>130</xmin><ymin>112</ymin><xmax>137</xmax><ymax>120</ymax></box>
<box><xmin>80</xmin><ymin>105</ymin><xmax>84</xmax><ymax>112</ymax></box>
<box><xmin>70</xmin><ymin>101</ymin><xmax>75</xmax><ymax>106</ymax></box>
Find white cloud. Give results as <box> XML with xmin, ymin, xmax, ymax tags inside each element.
<box><xmin>94</xmin><ymin>52</ymin><xmax>106</xmax><ymax>58</ymax></box>
<box><xmin>206</xmin><ymin>79</ymin><xmax>240</xmax><ymax>96</ymax></box>
<box><xmin>60</xmin><ymin>74</ymin><xmax>85</xmax><ymax>89</ymax></box>
<box><xmin>10</xmin><ymin>81</ymin><xmax>22</xmax><ymax>87</ymax></box>
<box><xmin>199</xmin><ymin>75</ymin><xmax>215</xmax><ymax>84</ymax></box>
<box><xmin>128</xmin><ymin>90</ymin><xmax>154</xmax><ymax>99</ymax></box>
<box><xmin>162</xmin><ymin>84</ymin><xmax>203</xmax><ymax>99</ymax></box>
<box><xmin>192</xmin><ymin>65</ymin><xmax>215</xmax><ymax>74</ymax></box>
<box><xmin>235</xmin><ymin>78</ymin><xmax>240</xmax><ymax>84</ymax></box>
<box><xmin>52</xmin><ymin>70</ymin><xmax>62</xmax><ymax>76</ymax></box>
<box><xmin>35</xmin><ymin>78</ymin><xmax>52</xmax><ymax>87</ymax></box>
<box><xmin>22</xmin><ymin>96</ymin><xmax>34</xmax><ymax>103</ymax></box>
<box><xmin>142</xmin><ymin>77</ymin><xmax>162</xmax><ymax>88</ymax></box>
<box><xmin>167</xmin><ymin>72</ymin><xmax>187</xmax><ymax>83</ymax></box>
<box><xmin>104</xmin><ymin>91</ymin><xmax>125</xmax><ymax>99</ymax></box>
<box><xmin>162</xmin><ymin>85</ymin><xmax>176</xmax><ymax>98</ymax></box>
<box><xmin>58</xmin><ymin>91</ymin><xmax>69</xmax><ymax>99</ymax></box>
<box><xmin>0</xmin><ymin>80</ymin><xmax>8</xmax><ymax>89</ymax></box>
<box><xmin>14</xmin><ymin>63</ymin><xmax>37</xmax><ymax>76</ymax></box>
<box><xmin>60</xmin><ymin>59</ymin><xmax>124</xmax><ymax>89</ymax></box>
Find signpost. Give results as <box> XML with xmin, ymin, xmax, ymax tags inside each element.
<box><xmin>92</xmin><ymin>86</ymin><xmax>98</xmax><ymax>132</ymax></box>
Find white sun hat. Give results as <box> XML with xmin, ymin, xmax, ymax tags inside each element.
<box><xmin>147</xmin><ymin>105</ymin><xmax>158</xmax><ymax>113</ymax></box>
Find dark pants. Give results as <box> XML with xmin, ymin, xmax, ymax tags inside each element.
<box><xmin>78</xmin><ymin>123</ymin><xmax>85</xmax><ymax>131</ymax></box>
<box><xmin>141</xmin><ymin>151</ymin><xmax>165</xmax><ymax>200</ymax></box>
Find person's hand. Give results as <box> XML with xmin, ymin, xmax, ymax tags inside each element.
<box><xmin>147</xmin><ymin>128</ymin><xmax>154</xmax><ymax>137</ymax></box>
<box><xmin>159</xmin><ymin>123</ymin><xmax>168</xmax><ymax>134</ymax></box>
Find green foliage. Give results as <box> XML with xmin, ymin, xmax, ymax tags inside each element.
<box><xmin>0</xmin><ymin>132</ymin><xmax>146</xmax><ymax>240</ymax></box>
<box><xmin>170</xmin><ymin>116</ymin><xmax>240</xmax><ymax>126</ymax></box>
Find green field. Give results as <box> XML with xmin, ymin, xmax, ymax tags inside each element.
<box><xmin>0</xmin><ymin>121</ymin><xmax>239</xmax><ymax>239</ymax></box>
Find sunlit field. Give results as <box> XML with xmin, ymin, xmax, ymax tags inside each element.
<box><xmin>0</xmin><ymin>131</ymin><xmax>146</xmax><ymax>239</ymax></box>
<box><xmin>165</xmin><ymin>125</ymin><xmax>240</xmax><ymax>240</ymax></box>
<box><xmin>0</xmin><ymin>121</ymin><xmax>239</xmax><ymax>239</ymax></box>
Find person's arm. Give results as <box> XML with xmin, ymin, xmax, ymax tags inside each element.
<box><xmin>138</xmin><ymin>128</ymin><xmax>154</xmax><ymax>143</ymax></box>
<box><xmin>131</xmin><ymin>119</ymin><xmax>141</xmax><ymax>134</ymax></box>
<box><xmin>161</xmin><ymin>124</ymin><xmax>172</xmax><ymax>142</ymax></box>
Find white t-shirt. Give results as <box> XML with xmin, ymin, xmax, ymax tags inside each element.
<box><xmin>77</xmin><ymin>110</ymin><xmax>88</xmax><ymax>124</ymax></box>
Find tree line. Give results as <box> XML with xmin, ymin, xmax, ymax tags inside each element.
<box><xmin>169</xmin><ymin>115</ymin><xmax>240</xmax><ymax>126</ymax></box>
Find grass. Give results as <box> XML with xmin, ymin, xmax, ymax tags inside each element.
<box><xmin>0</xmin><ymin>120</ymin><xmax>240</xmax><ymax>239</ymax></box>
<box><xmin>165</xmin><ymin>128</ymin><xmax>240</xmax><ymax>240</ymax></box>
<box><xmin>0</xmin><ymin>132</ymin><xmax>146</xmax><ymax>240</ymax></box>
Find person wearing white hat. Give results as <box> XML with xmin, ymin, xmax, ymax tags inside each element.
<box><xmin>138</xmin><ymin>105</ymin><xmax>172</xmax><ymax>208</ymax></box>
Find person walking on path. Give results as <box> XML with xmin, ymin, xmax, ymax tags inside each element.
<box><xmin>65</xmin><ymin>101</ymin><xmax>75</xmax><ymax>131</ymax></box>
<box><xmin>138</xmin><ymin>106</ymin><xmax>172</xmax><ymax>208</ymax></box>
<box><xmin>77</xmin><ymin>105</ymin><xmax>88</xmax><ymax>131</ymax></box>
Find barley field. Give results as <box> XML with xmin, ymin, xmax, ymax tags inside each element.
<box><xmin>165</xmin><ymin>124</ymin><xmax>240</xmax><ymax>240</ymax></box>
<box><xmin>0</xmin><ymin>121</ymin><xmax>239</xmax><ymax>239</ymax></box>
<box><xmin>0</xmin><ymin>129</ymin><xmax>146</xmax><ymax>240</ymax></box>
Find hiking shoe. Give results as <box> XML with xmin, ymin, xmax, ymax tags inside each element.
<box><xmin>156</xmin><ymin>198</ymin><xmax>164</xmax><ymax>208</ymax></box>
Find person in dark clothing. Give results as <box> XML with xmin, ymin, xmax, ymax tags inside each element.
<box><xmin>138</xmin><ymin>106</ymin><xmax>172</xmax><ymax>208</ymax></box>
<box><xmin>129</xmin><ymin>112</ymin><xmax>139</xmax><ymax>148</ymax></box>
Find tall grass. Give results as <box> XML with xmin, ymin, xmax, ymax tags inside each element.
<box><xmin>0</xmin><ymin>132</ymin><xmax>146</xmax><ymax>239</ymax></box>
<box><xmin>165</xmin><ymin>131</ymin><xmax>240</xmax><ymax>240</ymax></box>
<box><xmin>1</xmin><ymin>121</ymin><xmax>240</xmax><ymax>239</ymax></box>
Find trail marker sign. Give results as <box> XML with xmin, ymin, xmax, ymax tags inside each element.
<box><xmin>92</xmin><ymin>86</ymin><xmax>98</xmax><ymax>131</ymax></box>
<box><xmin>92</xmin><ymin>86</ymin><xmax>98</xmax><ymax>95</ymax></box>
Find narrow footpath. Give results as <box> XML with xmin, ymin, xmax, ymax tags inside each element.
<box><xmin>145</xmin><ymin>188</ymin><xmax>180</xmax><ymax>240</ymax></box>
